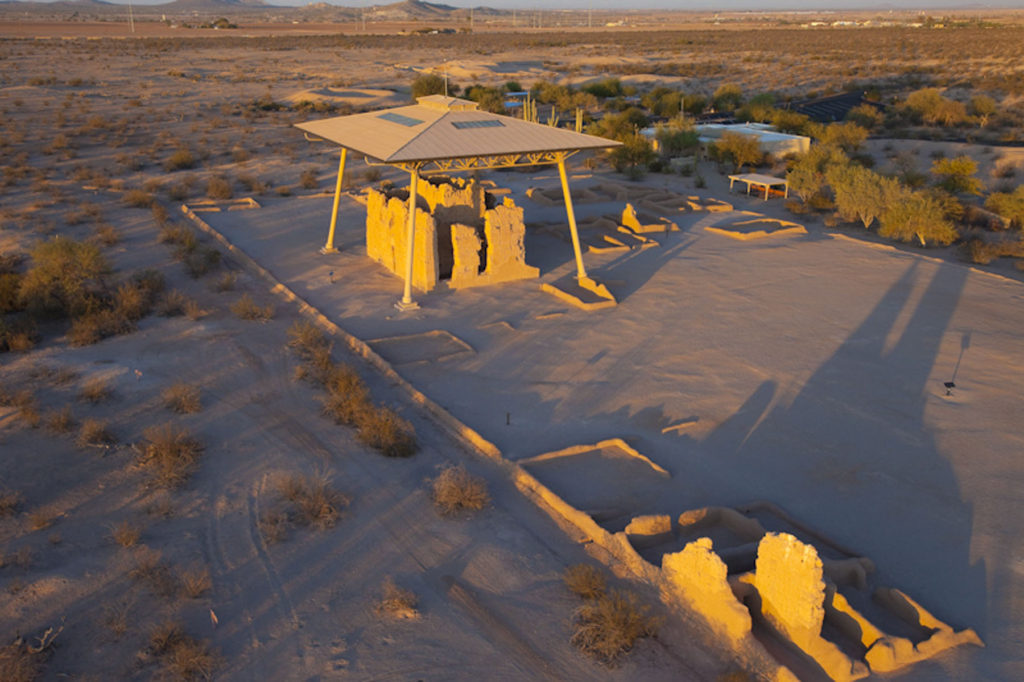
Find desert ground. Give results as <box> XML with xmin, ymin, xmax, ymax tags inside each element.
<box><xmin>2</xmin><ymin>17</ymin><xmax>1023</xmax><ymax>681</ymax></box>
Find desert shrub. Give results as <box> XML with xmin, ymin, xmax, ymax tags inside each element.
<box><xmin>712</xmin><ymin>82</ymin><xmax>744</xmax><ymax>112</ymax></box>
<box><xmin>129</xmin><ymin>547</ymin><xmax>177</xmax><ymax>597</ymax></box>
<box><xmin>787</xmin><ymin>144</ymin><xmax>849</xmax><ymax>203</ymax></box>
<box><xmin>183</xmin><ymin>299</ymin><xmax>206</xmax><ymax>321</ymax></box>
<box><xmin>230</xmin><ymin>294</ymin><xmax>272</xmax><ymax>321</ymax></box>
<box><xmin>376</xmin><ymin>576</ymin><xmax>418</xmax><ymax>618</ymax></box>
<box><xmin>78</xmin><ymin>377</ymin><xmax>112</xmax><ymax>403</ymax></box>
<box><xmin>206</xmin><ymin>176</ymin><xmax>233</xmax><ymax>200</ymax></box>
<box><xmin>0</xmin><ymin>272</ymin><xmax>23</xmax><ymax>313</ymax></box>
<box><xmin>709</xmin><ymin>131</ymin><xmax>763</xmax><ymax>172</ymax></box>
<box><xmin>299</xmin><ymin>169</ymin><xmax>318</xmax><ymax>190</ymax></box>
<box><xmin>969</xmin><ymin>95</ymin><xmax>998</xmax><ymax>127</ymax></box>
<box><xmin>879</xmin><ymin>189</ymin><xmax>958</xmax><ymax>246</ymax></box>
<box><xmin>44</xmin><ymin>405</ymin><xmax>76</xmax><ymax>434</ymax></box>
<box><xmin>609</xmin><ymin>132</ymin><xmax>656</xmax><ymax>179</ymax></box>
<box><xmin>179</xmin><ymin>565</ymin><xmax>211</xmax><ymax>598</ymax></box>
<box><xmin>809</xmin><ymin>121</ymin><xmax>869</xmax><ymax>153</ymax></box>
<box><xmin>183</xmin><ymin>246</ymin><xmax>221</xmax><ymax>278</ymax></box>
<box><xmin>826</xmin><ymin>164</ymin><xmax>901</xmax><ymax>229</ymax></box>
<box><xmin>77</xmin><ymin>418</ymin><xmax>115</xmax><ymax>448</ymax></box>
<box><xmin>145</xmin><ymin>621</ymin><xmax>218</xmax><ymax>681</ymax></box>
<box><xmin>162</xmin><ymin>382</ymin><xmax>201</xmax><ymax>414</ymax></box>
<box><xmin>18</xmin><ymin>236</ymin><xmax>109</xmax><ymax>317</ymax></box>
<box><xmin>257</xmin><ymin>510</ymin><xmax>288</xmax><ymax>545</ymax></box>
<box><xmin>356</xmin><ymin>405</ymin><xmax>417</xmax><ymax>457</ymax></box>
<box><xmin>278</xmin><ymin>474</ymin><xmax>347</xmax><ymax>529</ymax></box>
<box><xmin>570</xmin><ymin>590</ymin><xmax>659</xmax><ymax>664</ymax></box>
<box><xmin>110</xmin><ymin>521</ymin><xmax>142</xmax><ymax>548</ymax></box>
<box><xmin>985</xmin><ymin>186</ymin><xmax>1024</xmax><ymax>229</ymax></box>
<box><xmin>770</xmin><ymin>108</ymin><xmax>810</xmax><ymax>135</ymax></box>
<box><xmin>214</xmin><ymin>271</ymin><xmax>236</xmax><ymax>292</ymax></box>
<box><xmin>411</xmin><ymin>73</ymin><xmax>459</xmax><ymax>99</ymax></box>
<box><xmin>932</xmin><ymin>156</ymin><xmax>983</xmax><ymax>195</ymax></box>
<box><xmin>287</xmin><ymin>320</ymin><xmax>329</xmax><ymax>358</ymax></box>
<box><xmin>320</xmin><ymin>363</ymin><xmax>370</xmax><ymax>422</ymax></box>
<box><xmin>0</xmin><ymin>490</ymin><xmax>24</xmax><ymax>517</ymax></box>
<box><xmin>0</xmin><ymin>638</ymin><xmax>42</xmax><ymax>682</ymax></box>
<box><xmin>27</xmin><ymin>508</ymin><xmax>56</xmax><ymax>531</ymax></box>
<box><xmin>157</xmin><ymin>289</ymin><xmax>190</xmax><ymax>316</ymax></box>
<box><xmin>137</xmin><ymin>423</ymin><xmax>204</xmax><ymax>488</ymax></box>
<box><xmin>275</xmin><ymin>185</ymin><xmax>292</xmax><ymax>197</ymax></box>
<box><xmin>123</xmin><ymin>189</ymin><xmax>154</xmax><ymax>209</ymax></box>
<box><xmin>845</xmin><ymin>103</ymin><xmax>884</xmax><ymax>130</ymax></box>
<box><xmin>564</xmin><ymin>563</ymin><xmax>607</xmax><ymax>600</ymax></box>
<box><xmin>902</xmin><ymin>88</ymin><xmax>968</xmax><ymax>127</ymax></box>
<box><xmin>67</xmin><ymin>309</ymin><xmax>133</xmax><ymax>346</ymax></box>
<box><xmin>92</xmin><ymin>223</ymin><xmax>120</xmax><ymax>247</ymax></box>
<box><xmin>432</xmin><ymin>464</ymin><xmax>488</xmax><ymax>515</ymax></box>
<box><xmin>158</xmin><ymin>224</ymin><xmax>197</xmax><ymax>254</ymax></box>
<box><xmin>163</xmin><ymin>149</ymin><xmax>196</xmax><ymax>172</ymax></box>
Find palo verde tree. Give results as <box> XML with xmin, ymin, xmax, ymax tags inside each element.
<box><xmin>786</xmin><ymin>144</ymin><xmax>849</xmax><ymax>203</ymax></box>
<box><xmin>710</xmin><ymin>131</ymin><xmax>763</xmax><ymax>173</ymax></box>
<box><xmin>827</xmin><ymin>164</ymin><xmax>901</xmax><ymax>229</ymax></box>
<box><xmin>18</xmin><ymin>236</ymin><xmax>110</xmax><ymax>316</ymax></box>
<box><xmin>931</xmin><ymin>155</ymin><xmax>983</xmax><ymax>196</ymax></box>
<box><xmin>985</xmin><ymin>186</ymin><xmax>1024</xmax><ymax>229</ymax></box>
<box><xmin>878</xmin><ymin>189</ymin><xmax>958</xmax><ymax>246</ymax></box>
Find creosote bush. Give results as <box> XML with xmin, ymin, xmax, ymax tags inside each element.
<box><xmin>78</xmin><ymin>377</ymin><xmax>112</xmax><ymax>403</ymax></box>
<box><xmin>277</xmin><ymin>474</ymin><xmax>347</xmax><ymax>529</ymax></box>
<box><xmin>77</xmin><ymin>418</ymin><xmax>115</xmax><ymax>448</ymax></box>
<box><xmin>145</xmin><ymin>621</ymin><xmax>218</xmax><ymax>681</ymax></box>
<box><xmin>564</xmin><ymin>563</ymin><xmax>607</xmax><ymax>600</ymax></box>
<box><xmin>230</xmin><ymin>294</ymin><xmax>273</xmax><ymax>321</ymax></box>
<box><xmin>162</xmin><ymin>382</ymin><xmax>201</xmax><ymax>414</ymax></box>
<box><xmin>570</xmin><ymin>590</ymin><xmax>659</xmax><ymax>665</ymax></box>
<box><xmin>110</xmin><ymin>521</ymin><xmax>142</xmax><ymax>548</ymax></box>
<box><xmin>431</xmin><ymin>464</ymin><xmax>489</xmax><ymax>516</ymax></box>
<box><xmin>137</xmin><ymin>423</ymin><xmax>204</xmax><ymax>488</ymax></box>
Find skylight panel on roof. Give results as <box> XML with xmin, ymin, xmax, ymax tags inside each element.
<box><xmin>451</xmin><ymin>120</ymin><xmax>505</xmax><ymax>130</ymax></box>
<box><xmin>378</xmin><ymin>112</ymin><xmax>424</xmax><ymax>127</ymax></box>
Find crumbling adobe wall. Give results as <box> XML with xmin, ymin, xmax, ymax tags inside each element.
<box><xmin>416</xmin><ymin>175</ymin><xmax>486</xmax><ymax>226</ymax></box>
<box><xmin>365</xmin><ymin>188</ymin><xmax>439</xmax><ymax>292</ymax></box>
<box><xmin>478</xmin><ymin>198</ymin><xmax>539</xmax><ymax>286</ymax></box>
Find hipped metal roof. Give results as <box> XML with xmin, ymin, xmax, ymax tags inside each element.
<box><xmin>294</xmin><ymin>95</ymin><xmax>620</xmax><ymax>164</ymax></box>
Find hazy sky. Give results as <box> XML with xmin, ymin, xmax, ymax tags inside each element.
<box><xmin>24</xmin><ymin>1</ymin><xmax>1024</xmax><ymax>9</ymax></box>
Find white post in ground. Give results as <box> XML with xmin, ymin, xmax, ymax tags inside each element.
<box><xmin>321</xmin><ymin>147</ymin><xmax>347</xmax><ymax>254</ymax></box>
<box><xmin>396</xmin><ymin>167</ymin><xmax>420</xmax><ymax>310</ymax></box>
<box><xmin>557</xmin><ymin>154</ymin><xmax>588</xmax><ymax>281</ymax></box>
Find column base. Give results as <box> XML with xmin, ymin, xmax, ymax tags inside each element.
<box><xmin>319</xmin><ymin>246</ymin><xmax>340</xmax><ymax>255</ymax></box>
<box><xmin>394</xmin><ymin>299</ymin><xmax>420</xmax><ymax>312</ymax></box>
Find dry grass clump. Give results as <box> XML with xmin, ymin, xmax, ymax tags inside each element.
<box><xmin>356</xmin><ymin>405</ymin><xmax>417</xmax><ymax>458</ymax></box>
<box><xmin>230</xmin><ymin>294</ymin><xmax>273</xmax><ymax>321</ymax></box>
<box><xmin>0</xmin><ymin>490</ymin><xmax>24</xmax><ymax>517</ymax></box>
<box><xmin>44</xmin><ymin>405</ymin><xmax>76</xmax><ymax>433</ymax></box>
<box><xmin>183</xmin><ymin>247</ymin><xmax>221</xmax><ymax>279</ymax></box>
<box><xmin>564</xmin><ymin>563</ymin><xmax>607</xmax><ymax>600</ymax></box>
<box><xmin>206</xmin><ymin>176</ymin><xmax>233</xmax><ymax>200</ymax></box>
<box><xmin>123</xmin><ymin>189</ymin><xmax>154</xmax><ymax>208</ymax></box>
<box><xmin>257</xmin><ymin>509</ymin><xmax>288</xmax><ymax>545</ymax></box>
<box><xmin>14</xmin><ymin>392</ymin><xmax>41</xmax><ymax>429</ymax></box>
<box><xmin>179</xmin><ymin>565</ymin><xmax>211</xmax><ymax>599</ymax></box>
<box><xmin>137</xmin><ymin>423</ymin><xmax>204</xmax><ymax>488</ymax></box>
<box><xmin>164</xmin><ymin>149</ymin><xmax>196</xmax><ymax>172</ymax></box>
<box><xmin>162</xmin><ymin>382</ymin><xmax>201</xmax><ymax>414</ymax></box>
<box><xmin>157</xmin><ymin>289</ymin><xmax>190</xmax><ymax>317</ymax></box>
<box><xmin>0</xmin><ymin>638</ymin><xmax>42</xmax><ymax>682</ymax></box>
<box><xmin>78</xmin><ymin>377</ymin><xmax>112</xmax><ymax>403</ymax></box>
<box><xmin>376</xmin><ymin>576</ymin><xmax>418</xmax><ymax>619</ymax></box>
<box><xmin>286</xmin><ymin>320</ymin><xmax>418</xmax><ymax>457</ymax></box>
<box><xmin>110</xmin><ymin>520</ymin><xmax>142</xmax><ymax>548</ymax></box>
<box><xmin>570</xmin><ymin>590</ymin><xmax>660</xmax><ymax>665</ymax></box>
<box><xmin>214</xmin><ymin>271</ymin><xmax>236</xmax><ymax>292</ymax></box>
<box><xmin>299</xmin><ymin>169</ymin><xmax>318</xmax><ymax>190</ymax></box>
<box><xmin>277</xmin><ymin>474</ymin><xmax>347</xmax><ymax>529</ymax></box>
<box><xmin>129</xmin><ymin>547</ymin><xmax>178</xmax><ymax>598</ymax></box>
<box><xmin>145</xmin><ymin>621</ymin><xmax>219</xmax><ymax>681</ymax></box>
<box><xmin>102</xmin><ymin>599</ymin><xmax>133</xmax><ymax>638</ymax></box>
<box><xmin>77</xmin><ymin>418</ymin><xmax>115</xmax><ymax>448</ymax></box>
<box><xmin>431</xmin><ymin>464</ymin><xmax>489</xmax><ymax>516</ymax></box>
<box><xmin>92</xmin><ymin>223</ymin><xmax>120</xmax><ymax>247</ymax></box>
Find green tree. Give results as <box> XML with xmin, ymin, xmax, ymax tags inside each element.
<box><xmin>845</xmin><ymin>103</ymin><xmax>884</xmax><ymax>130</ymax></box>
<box><xmin>827</xmin><ymin>164</ymin><xmax>900</xmax><ymax>229</ymax></box>
<box><xmin>712</xmin><ymin>83</ymin><xmax>744</xmax><ymax>113</ymax></box>
<box><xmin>18</xmin><ymin>237</ymin><xmax>110</xmax><ymax>316</ymax></box>
<box><xmin>654</xmin><ymin>116</ymin><xmax>699</xmax><ymax>157</ymax></box>
<box><xmin>610</xmin><ymin>132</ymin><xmax>657</xmax><ymax>179</ymax></box>
<box><xmin>931</xmin><ymin>155</ymin><xmax>982</xmax><ymax>195</ymax></box>
<box><xmin>770</xmin><ymin>109</ymin><xmax>810</xmax><ymax>135</ymax></box>
<box><xmin>807</xmin><ymin>121</ymin><xmax>869</xmax><ymax>153</ymax></box>
<box><xmin>681</xmin><ymin>93</ymin><xmax>708</xmax><ymax>116</ymax></box>
<box><xmin>985</xmin><ymin>186</ymin><xmax>1024</xmax><ymax>229</ymax></box>
<box><xmin>463</xmin><ymin>84</ymin><xmax>505</xmax><ymax>113</ymax></box>
<box><xmin>969</xmin><ymin>95</ymin><xmax>997</xmax><ymax>127</ymax></box>
<box><xmin>411</xmin><ymin>74</ymin><xmax>459</xmax><ymax>99</ymax></box>
<box><xmin>878</xmin><ymin>190</ymin><xmax>958</xmax><ymax>246</ymax></box>
<box><xmin>710</xmin><ymin>132</ymin><xmax>763</xmax><ymax>172</ymax></box>
<box><xmin>642</xmin><ymin>87</ymin><xmax>683</xmax><ymax>118</ymax></box>
<box><xmin>787</xmin><ymin>144</ymin><xmax>849</xmax><ymax>202</ymax></box>
<box><xmin>737</xmin><ymin>94</ymin><xmax>775</xmax><ymax>123</ymax></box>
<box><xmin>588</xmin><ymin>108</ymin><xmax>648</xmax><ymax>142</ymax></box>
<box><xmin>902</xmin><ymin>88</ymin><xmax>966</xmax><ymax>127</ymax></box>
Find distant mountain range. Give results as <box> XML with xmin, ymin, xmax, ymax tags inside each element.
<box><xmin>0</xmin><ymin>0</ymin><xmax>491</xmax><ymax>15</ymax></box>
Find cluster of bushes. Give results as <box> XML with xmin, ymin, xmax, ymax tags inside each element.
<box><xmin>287</xmin><ymin>320</ymin><xmax>417</xmax><ymax>457</ymax></box>
<box><xmin>1</xmin><ymin>238</ymin><xmax>170</xmax><ymax>352</ymax></box>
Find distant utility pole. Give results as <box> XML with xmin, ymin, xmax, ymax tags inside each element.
<box><xmin>127</xmin><ymin>0</ymin><xmax>135</xmax><ymax>33</ymax></box>
<box><xmin>470</xmin><ymin>8</ymin><xmax>474</xmax><ymax>31</ymax></box>
<box><xmin>588</xmin><ymin>9</ymin><xmax>592</xmax><ymax>29</ymax></box>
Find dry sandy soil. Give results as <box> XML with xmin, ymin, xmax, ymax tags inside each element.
<box><xmin>1</xmin><ymin>24</ymin><xmax>1023</xmax><ymax>682</ymax></box>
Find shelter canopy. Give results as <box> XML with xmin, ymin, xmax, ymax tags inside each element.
<box><xmin>295</xmin><ymin>95</ymin><xmax>618</xmax><ymax>167</ymax></box>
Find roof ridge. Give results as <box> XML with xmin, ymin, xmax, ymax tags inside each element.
<box><xmin>384</xmin><ymin>110</ymin><xmax>448</xmax><ymax>165</ymax></box>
